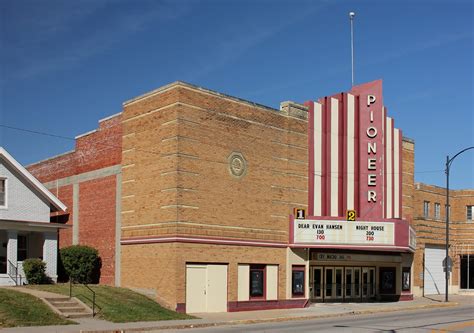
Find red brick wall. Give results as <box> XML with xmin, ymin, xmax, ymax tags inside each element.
<box><xmin>55</xmin><ymin>184</ymin><xmax>74</xmax><ymax>248</ymax></box>
<box><xmin>27</xmin><ymin>114</ymin><xmax>122</xmax><ymax>285</ymax></box>
<box><xmin>79</xmin><ymin>176</ymin><xmax>117</xmax><ymax>284</ymax></box>
<box><xmin>28</xmin><ymin>115</ymin><xmax>122</xmax><ymax>183</ymax></box>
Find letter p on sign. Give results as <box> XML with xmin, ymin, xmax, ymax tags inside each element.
<box><xmin>367</xmin><ymin>95</ymin><xmax>376</xmax><ymax>106</ymax></box>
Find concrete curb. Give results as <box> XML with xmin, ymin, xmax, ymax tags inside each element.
<box><xmin>79</xmin><ymin>301</ymin><xmax>459</xmax><ymax>333</ymax></box>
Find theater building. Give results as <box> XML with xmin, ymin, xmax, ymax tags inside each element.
<box><xmin>293</xmin><ymin>80</ymin><xmax>416</xmax><ymax>303</ymax></box>
<box><xmin>26</xmin><ymin>79</ymin><xmax>471</xmax><ymax>313</ymax></box>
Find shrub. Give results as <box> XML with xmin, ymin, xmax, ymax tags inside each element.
<box><xmin>60</xmin><ymin>245</ymin><xmax>101</xmax><ymax>284</ymax></box>
<box><xmin>22</xmin><ymin>258</ymin><xmax>51</xmax><ymax>284</ymax></box>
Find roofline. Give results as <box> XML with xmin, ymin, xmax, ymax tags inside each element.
<box><xmin>402</xmin><ymin>136</ymin><xmax>415</xmax><ymax>144</ymax></box>
<box><xmin>98</xmin><ymin>112</ymin><xmax>122</xmax><ymax>123</ymax></box>
<box><xmin>123</xmin><ymin>81</ymin><xmax>279</xmax><ymax>113</ymax></box>
<box><xmin>415</xmin><ymin>181</ymin><xmax>474</xmax><ymax>192</ymax></box>
<box><xmin>0</xmin><ymin>147</ymin><xmax>67</xmax><ymax>212</ymax></box>
<box><xmin>26</xmin><ymin>149</ymin><xmax>75</xmax><ymax>168</ymax></box>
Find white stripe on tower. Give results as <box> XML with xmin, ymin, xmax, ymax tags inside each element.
<box><xmin>330</xmin><ymin>98</ymin><xmax>339</xmax><ymax>217</ymax></box>
<box><xmin>385</xmin><ymin>117</ymin><xmax>393</xmax><ymax>219</ymax></box>
<box><xmin>393</xmin><ymin>128</ymin><xmax>400</xmax><ymax>218</ymax></box>
<box><xmin>382</xmin><ymin>108</ymin><xmax>386</xmax><ymax>216</ymax></box>
<box><xmin>313</xmin><ymin>102</ymin><xmax>323</xmax><ymax>216</ymax></box>
<box><xmin>346</xmin><ymin>94</ymin><xmax>355</xmax><ymax>210</ymax></box>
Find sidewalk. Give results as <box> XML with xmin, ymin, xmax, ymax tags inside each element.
<box><xmin>1</xmin><ymin>294</ymin><xmax>472</xmax><ymax>333</ymax></box>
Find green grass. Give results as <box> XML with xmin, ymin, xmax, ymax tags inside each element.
<box><xmin>0</xmin><ymin>288</ymin><xmax>74</xmax><ymax>328</ymax></box>
<box><xmin>28</xmin><ymin>284</ymin><xmax>193</xmax><ymax>323</ymax></box>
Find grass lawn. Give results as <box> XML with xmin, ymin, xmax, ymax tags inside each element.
<box><xmin>28</xmin><ymin>284</ymin><xmax>193</xmax><ymax>323</ymax></box>
<box><xmin>0</xmin><ymin>288</ymin><xmax>74</xmax><ymax>328</ymax></box>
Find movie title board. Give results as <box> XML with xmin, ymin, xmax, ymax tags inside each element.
<box><xmin>294</xmin><ymin>220</ymin><xmax>395</xmax><ymax>245</ymax></box>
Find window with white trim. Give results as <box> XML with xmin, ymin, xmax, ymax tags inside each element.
<box><xmin>467</xmin><ymin>206</ymin><xmax>473</xmax><ymax>222</ymax></box>
<box><xmin>434</xmin><ymin>203</ymin><xmax>441</xmax><ymax>220</ymax></box>
<box><xmin>423</xmin><ymin>201</ymin><xmax>430</xmax><ymax>219</ymax></box>
<box><xmin>0</xmin><ymin>178</ymin><xmax>6</xmax><ymax>208</ymax></box>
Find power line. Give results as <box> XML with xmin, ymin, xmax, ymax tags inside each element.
<box><xmin>1</xmin><ymin>123</ymin><xmax>445</xmax><ymax>177</ymax></box>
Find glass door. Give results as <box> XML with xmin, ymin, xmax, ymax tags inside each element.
<box><xmin>369</xmin><ymin>267</ymin><xmax>376</xmax><ymax>297</ymax></box>
<box><xmin>335</xmin><ymin>267</ymin><xmax>343</xmax><ymax>300</ymax></box>
<box><xmin>311</xmin><ymin>267</ymin><xmax>323</xmax><ymax>300</ymax></box>
<box><xmin>345</xmin><ymin>268</ymin><xmax>353</xmax><ymax>299</ymax></box>
<box><xmin>362</xmin><ymin>267</ymin><xmax>369</xmax><ymax>299</ymax></box>
<box><xmin>354</xmin><ymin>268</ymin><xmax>361</xmax><ymax>299</ymax></box>
<box><xmin>324</xmin><ymin>267</ymin><xmax>334</xmax><ymax>299</ymax></box>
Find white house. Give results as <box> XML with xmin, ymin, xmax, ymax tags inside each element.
<box><xmin>0</xmin><ymin>147</ymin><xmax>68</xmax><ymax>286</ymax></box>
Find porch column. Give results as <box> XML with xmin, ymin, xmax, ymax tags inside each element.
<box><xmin>43</xmin><ymin>231</ymin><xmax>58</xmax><ymax>282</ymax></box>
<box><xmin>6</xmin><ymin>230</ymin><xmax>17</xmax><ymax>270</ymax></box>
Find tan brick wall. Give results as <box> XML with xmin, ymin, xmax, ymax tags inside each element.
<box><xmin>120</xmin><ymin>82</ymin><xmax>308</xmax><ymax>307</ymax></box>
<box><xmin>121</xmin><ymin>243</ymin><xmax>179</xmax><ymax>308</ymax></box>
<box><xmin>120</xmin><ymin>242</ymin><xmax>287</xmax><ymax>309</ymax></box>
<box><xmin>121</xmin><ymin>83</ymin><xmax>308</xmax><ymax>242</ymax></box>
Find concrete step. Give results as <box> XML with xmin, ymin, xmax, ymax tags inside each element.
<box><xmin>57</xmin><ymin>306</ymin><xmax>88</xmax><ymax>313</ymax></box>
<box><xmin>43</xmin><ymin>297</ymin><xmax>93</xmax><ymax>319</ymax></box>
<box><xmin>45</xmin><ymin>297</ymin><xmax>70</xmax><ymax>302</ymax></box>
<box><xmin>62</xmin><ymin>312</ymin><xmax>92</xmax><ymax>319</ymax></box>
<box><xmin>50</xmin><ymin>301</ymin><xmax>78</xmax><ymax>307</ymax></box>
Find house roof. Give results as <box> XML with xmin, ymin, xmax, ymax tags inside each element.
<box><xmin>0</xmin><ymin>147</ymin><xmax>67</xmax><ymax>212</ymax></box>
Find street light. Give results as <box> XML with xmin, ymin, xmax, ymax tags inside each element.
<box><xmin>445</xmin><ymin>146</ymin><xmax>474</xmax><ymax>302</ymax></box>
<box><xmin>349</xmin><ymin>11</ymin><xmax>355</xmax><ymax>87</ymax></box>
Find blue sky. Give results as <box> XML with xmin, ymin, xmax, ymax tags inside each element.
<box><xmin>1</xmin><ymin>0</ymin><xmax>473</xmax><ymax>189</ymax></box>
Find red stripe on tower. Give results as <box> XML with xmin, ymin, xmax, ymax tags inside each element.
<box><xmin>305</xmin><ymin>101</ymin><xmax>315</xmax><ymax>216</ymax></box>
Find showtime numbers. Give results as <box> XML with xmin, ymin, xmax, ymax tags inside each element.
<box><xmin>316</xmin><ymin>229</ymin><xmax>325</xmax><ymax>240</ymax></box>
<box><xmin>366</xmin><ymin>230</ymin><xmax>375</xmax><ymax>241</ymax></box>
<box><xmin>294</xmin><ymin>220</ymin><xmax>394</xmax><ymax>246</ymax></box>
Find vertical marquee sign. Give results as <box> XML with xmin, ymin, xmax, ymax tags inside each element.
<box><xmin>351</xmin><ymin>81</ymin><xmax>384</xmax><ymax>219</ymax></box>
<box><xmin>306</xmin><ymin>80</ymin><xmax>403</xmax><ymax>220</ymax></box>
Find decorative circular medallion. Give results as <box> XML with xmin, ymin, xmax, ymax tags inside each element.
<box><xmin>228</xmin><ymin>152</ymin><xmax>247</xmax><ymax>178</ymax></box>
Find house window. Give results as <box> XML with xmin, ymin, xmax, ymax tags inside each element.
<box><xmin>17</xmin><ymin>235</ymin><xmax>27</xmax><ymax>261</ymax></box>
<box><xmin>445</xmin><ymin>204</ymin><xmax>451</xmax><ymax>219</ymax></box>
<box><xmin>434</xmin><ymin>203</ymin><xmax>441</xmax><ymax>220</ymax></box>
<box><xmin>292</xmin><ymin>266</ymin><xmax>305</xmax><ymax>297</ymax></box>
<box><xmin>467</xmin><ymin>206</ymin><xmax>473</xmax><ymax>222</ymax></box>
<box><xmin>0</xmin><ymin>178</ymin><xmax>6</xmax><ymax>208</ymax></box>
<box><xmin>423</xmin><ymin>201</ymin><xmax>430</xmax><ymax>219</ymax></box>
<box><xmin>249</xmin><ymin>265</ymin><xmax>265</xmax><ymax>299</ymax></box>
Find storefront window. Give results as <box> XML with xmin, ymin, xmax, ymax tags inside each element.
<box><xmin>402</xmin><ymin>267</ymin><xmax>411</xmax><ymax>291</ymax></box>
<box><xmin>249</xmin><ymin>265</ymin><xmax>265</xmax><ymax>298</ymax></box>
<box><xmin>292</xmin><ymin>266</ymin><xmax>305</xmax><ymax>296</ymax></box>
<box><xmin>460</xmin><ymin>255</ymin><xmax>474</xmax><ymax>289</ymax></box>
<box><xmin>379</xmin><ymin>267</ymin><xmax>396</xmax><ymax>294</ymax></box>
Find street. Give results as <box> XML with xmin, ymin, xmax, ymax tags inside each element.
<box><xmin>160</xmin><ymin>305</ymin><xmax>474</xmax><ymax>333</ymax></box>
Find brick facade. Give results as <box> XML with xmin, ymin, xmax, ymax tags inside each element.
<box><xmin>25</xmin><ymin>81</ymin><xmax>473</xmax><ymax>311</ymax></box>
<box><xmin>120</xmin><ymin>82</ymin><xmax>307</xmax><ymax>310</ymax></box>
<box><xmin>27</xmin><ymin>114</ymin><xmax>122</xmax><ymax>285</ymax></box>
<box><xmin>413</xmin><ymin>183</ymin><xmax>474</xmax><ymax>291</ymax></box>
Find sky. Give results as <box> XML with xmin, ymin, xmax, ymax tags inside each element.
<box><xmin>0</xmin><ymin>0</ymin><xmax>473</xmax><ymax>189</ymax></box>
